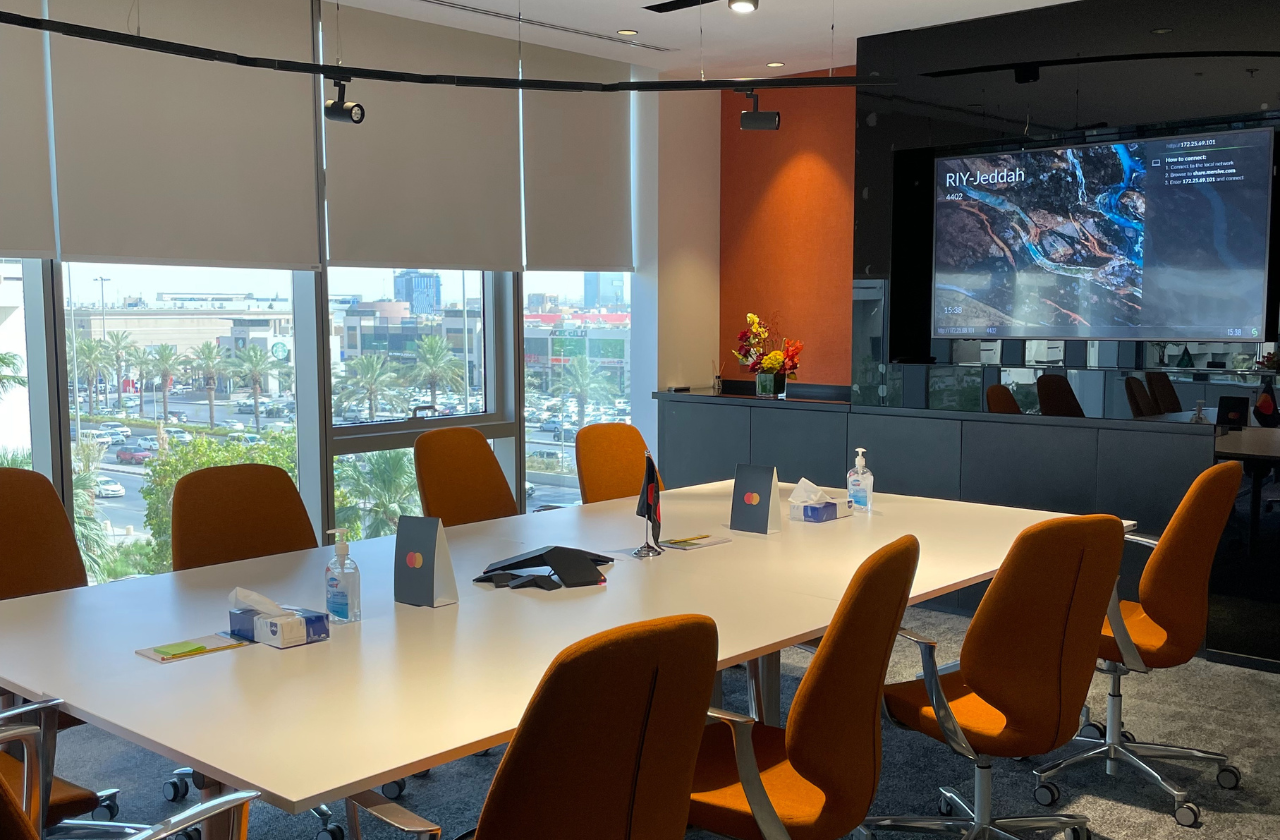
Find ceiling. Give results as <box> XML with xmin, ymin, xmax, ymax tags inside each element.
<box><xmin>345</xmin><ymin>0</ymin><xmax>1076</xmax><ymax>79</ymax></box>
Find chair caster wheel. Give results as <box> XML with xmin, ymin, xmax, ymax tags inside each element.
<box><xmin>413</xmin><ymin>769</ymin><xmax>431</xmax><ymax>778</ymax></box>
<box><xmin>176</xmin><ymin>829</ymin><xmax>202</xmax><ymax>840</ymax></box>
<box><xmin>381</xmin><ymin>778</ymin><xmax>407</xmax><ymax>799</ymax></box>
<box><xmin>316</xmin><ymin>826</ymin><xmax>344</xmax><ymax>840</ymax></box>
<box><xmin>1217</xmin><ymin>765</ymin><xmax>1241</xmax><ymax>790</ymax></box>
<box><xmin>1121</xmin><ymin>730</ymin><xmax>1137</xmax><ymax>743</ymax></box>
<box><xmin>1034</xmin><ymin>782</ymin><xmax>1061</xmax><ymax>807</ymax></box>
<box><xmin>162</xmin><ymin>778</ymin><xmax>190</xmax><ymax>802</ymax></box>
<box><xmin>1064</xmin><ymin>827</ymin><xmax>1090</xmax><ymax>840</ymax></box>
<box><xmin>1078</xmin><ymin>722</ymin><xmax>1104</xmax><ymax>740</ymax></box>
<box><xmin>937</xmin><ymin>796</ymin><xmax>953</xmax><ymax>817</ymax></box>
<box><xmin>1174</xmin><ymin>802</ymin><xmax>1200</xmax><ymax>827</ymax></box>
<box><xmin>92</xmin><ymin>800</ymin><xmax>120</xmax><ymax>821</ymax></box>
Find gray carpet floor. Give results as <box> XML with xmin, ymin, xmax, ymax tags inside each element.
<box><xmin>52</xmin><ymin>607</ymin><xmax>1280</xmax><ymax>839</ymax></box>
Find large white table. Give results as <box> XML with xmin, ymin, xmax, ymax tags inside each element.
<box><xmin>0</xmin><ymin>481</ymin><xmax>1121</xmax><ymax>824</ymax></box>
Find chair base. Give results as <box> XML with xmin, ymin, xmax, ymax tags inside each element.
<box><xmin>861</xmin><ymin>763</ymin><xmax>1091</xmax><ymax>840</ymax></box>
<box><xmin>1033</xmin><ymin>668</ymin><xmax>1238</xmax><ymax>825</ymax></box>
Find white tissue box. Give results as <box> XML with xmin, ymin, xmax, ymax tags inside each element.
<box><xmin>790</xmin><ymin>499</ymin><xmax>855</xmax><ymax>522</ymax></box>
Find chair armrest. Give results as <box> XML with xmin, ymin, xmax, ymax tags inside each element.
<box><xmin>127</xmin><ymin>790</ymin><xmax>259</xmax><ymax>840</ymax></box>
<box><xmin>0</xmin><ymin>698</ymin><xmax>62</xmax><ymax>725</ymax></box>
<box><xmin>914</xmin><ymin>659</ymin><xmax>960</xmax><ymax>680</ymax></box>
<box><xmin>893</xmin><ymin>629</ymin><xmax>977</xmax><ymax>762</ymax></box>
<box><xmin>0</xmin><ymin>724</ymin><xmax>41</xmax><ymax>823</ymax></box>
<box><xmin>1106</xmin><ymin>584</ymin><xmax>1149</xmax><ymax>674</ymax></box>
<box><xmin>1124</xmin><ymin>532</ymin><xmax>1160</xmax><ymax>550</ymax></box>
<box><xmin>705</xmin><ymin>708</ymin><xmax>791</xmax><ymax>840</ymax></box>
<box><xmin>346</xmin><ymin>789</ymin><xmax>442</xmax><ymax>838</ymax></box>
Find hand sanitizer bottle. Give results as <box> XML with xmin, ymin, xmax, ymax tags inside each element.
<box><xmin>325</xmin><ymin>528</ymin><xmax>361</xmax><ymax>624</ymax></box>
<box><xmin>847</xmin><ymin>448</ymin><xmax>874</xmax><ymax>512</ymax></box>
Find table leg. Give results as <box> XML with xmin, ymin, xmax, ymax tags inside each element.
<box><xmin>710</xmin><ymin>669</ymin><xmax>724</xmax><ymax>709</ymax></box>
<box><xmin>1249</xmin><ymin>460</ymin><xmax>1266</xmax><ymax>557</ymax></box>
<box><xmin>200</xmin><ymin>778</ymin><xmax>245</xmax><ymax>840</ymax></box>
<box><xmin>746</xmin><ymin>652</ymin><xmax>781</xmax><ymax>726</ymax></box>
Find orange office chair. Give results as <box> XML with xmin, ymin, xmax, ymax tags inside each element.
<box><xmin>686</xmin><ymin>536</ymin><xmax>918</xmax><ymax>840</ymax></box>
<box><xmin>0</xmin><ymin>468</ymin><xmax>87</xmax><ymax>599</ymax></box>
<box><xmin>414</xmin><ymin>427</ymin><xmax>518</xmax><ymax>527</ymax></box>
<box><xmin>865</xmin><ymin>515</ymin><xmax>1124</xmax><ymax>840</ymax></box>
<box><xmin>1035</xmin><ymin>373</ymin><xmax>1086</xmax><ymax>418</ymax></box>
<box><xmin>347</xmin><ymin>615</ymin><xmax>720</xmax><ymax>840</ymax></box>
<box><xmin>575</xmin><ymin>423</ymin><xmax>663</xmax><ymax>504</ymax></box>
<box><xmin>1124</xmin><ymin>376</ymin><xmax>1159</xmax><ymax>418</ymax></box>
<box><xmin>984</xmin><ymin>384</ymin><xmax>1022</xmax><ymax>415</ymax></box>
<box><xmin>171</xmin><ymin>464</ymin><xmax>317</xmax><ymax>571</ymax></box>
<box><xmin>1145</xmin><ymin>371</ymin><xmax>1183</xmax><ymax>414</ymax></box>
<box><xmin>1034</xmin><ymin>461</ymin><xmax>1244</xmax><ymax>827</ymax></box>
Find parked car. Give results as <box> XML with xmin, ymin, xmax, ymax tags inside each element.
<box><xmin>552</xmin><ymin>426</ymin><xmax>579</xmax><ymax>442</ymax></box>
<box><xmin>93</xmin><ymin>476</ymin><xmax>125</xmax><ymax>498</ymax></box>
<box><xmin>235</xmin><ymin>399</ymin><xmax>256</xmax><ymax>415</ymax></box>
<box><xmin>528</xmin><ymin>449</ymin><xmax>565</xmax><ymax>463</ymax></box>
<box><xmin>525</xmin><ymin>481</ymin><xmax>536</xmax><ymax>499</ymax></box>
<box><xmin>99</xmin><ymin>421</ymin><xmax>132</xmax><ymax>438</ymax></box>
<box><xmin>98</xmin><ymin>429</ymin><xmax>128</xmax><ymax>445</ymax></box>
<box><xmin>539</xmin><ymin>418</ymin><xmax>564</xmax><ymax>432</ymax></box>
<box><xmin>216</xmin><ymin>419</ymin><xmax>245</xmax><ymax>431</ymax></box>
<box><xmin>80</xmin><ymin>430</ymin><xmax>114</xmax><ymax>447</ymax></box>
<box><xmin>167</xmin><ymin>410</ymin><xmax>189</xmax><ymax>423</ymax></box>
<box><xmin>139</xmin><ymin>435</ymin><xmax>161</xmax><ymax>451</ymax></box>
<box><xmin>115</xmin><ymin>445</ymin><xmax>154</xmax><ymax>465</ymax></box>
<box><xmin>167</xmin><ymin>430</ymin><xmax>195</xmax><ymax>445</ymax></box>
<box><xmin>225</xmin><ymin>432</ymin><xmax>264</xmax><ymax>446</ymax></box>
<box><xmin>264</xmin><ymin>421</ymin><xmax>295</xmax><ymax>435</ymax></box>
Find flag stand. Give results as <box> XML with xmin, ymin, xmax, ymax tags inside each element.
<box><xmin>633</xmin><ymin>518</ymin><xmax>663</xmax><ymax>558</ymax></box>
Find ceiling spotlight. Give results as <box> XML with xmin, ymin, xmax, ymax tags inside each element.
<box><xmin>739</xmin><ymin>90</ymin><xmax>779</xmax><ymax>131</ymax></box>
<box><xmin>617</xmin><ymin>29</ymin><xmax>638</xmax><ymax>36</ymax></box>
<box><xmin>729</xmin><ymin>0</ymin><xmax>758</xmax><ymax>13</ymax></box>
<box><xmin>1151</xmin><ymin>27</ymin><xmax>1173</xmax><ymax>34</ymax></box>
<box><xmin>324</xmin><ymin>79</ymin><xmax>365</xmax><ymax>125</ymax></box>
<box><xmin>767</xmin><ymin>62</ymin><xmax>784</xmax><ymax>68</ymax></box>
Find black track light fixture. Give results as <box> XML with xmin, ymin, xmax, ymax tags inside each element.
<box><xmin>739</xmin><ymin>90</ymin><xmax>779</xmax><ymax>130</ymax></box>
<box><xmin>325</xmin><ymin>79</ymin><xmax>365</xmax><ymax>124</ymax></box>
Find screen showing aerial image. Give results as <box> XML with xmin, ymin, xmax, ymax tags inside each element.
<box><xmin>932</xmin><ymin>127</ymin><xmax>1274</xmax><ymax>339</ymax></box>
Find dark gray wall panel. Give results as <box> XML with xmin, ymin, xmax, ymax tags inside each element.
<box><xmin>750</xmin><ymin>408</ymin><xmax>847</xmax><ymax>488</ymax></box>
<box><xmin>1096</xmin><ymin>428</ymin><xmax>1216</xmax><ymax>533</ymax></box>
<box><xmin>961</xmin><ymin>421</ymin><xmax>1098</xmax><ymax>514</ymax></box>
<box><xmin>659</xmin><ymin>401</ymin><xmax>750</xmax><ymax>488</ymax></box>
<box><xmin>848</xmin><ymin>413</ymin><xmax>962</xmax><ymax>499</ymax></box>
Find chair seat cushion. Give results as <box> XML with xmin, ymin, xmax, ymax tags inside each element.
<box><xmin>690</xmin><ymin>721</ymin><xmax>852</xmax><ymax>840</ymax></box>
<box><xmin>1099</xmin><ymin>599</ymin><xmax>1184</xmax><ymax>669</ymax></box>
<box><xmin>0</xmin><ymin>753</ymin><xmax>97</xmax><ymax>828</ymax></box>
<box><xmin>883</xmin><ymin>671</ymin><xmax>1054</xmax><ymax>758</ymax></box>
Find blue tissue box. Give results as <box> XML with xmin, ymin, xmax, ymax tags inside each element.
<box><xmin>789</xmin><ymin>500</ymin><xmax>855</xmax><ymax>523</ymax></box>
<box><xmin>230</xmin><ymin>606</ymin><xmax>329</xmax><ymax>649</ymax></box>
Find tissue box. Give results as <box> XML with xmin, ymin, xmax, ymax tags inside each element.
<box><xmin>230</xmin><ymin>606</ymin><xmax>329</xmax><ymax>649</ymax></box>
<box><xmin>790</xmin><ymin>499</ymin><xmax>855</xmax><ymax>522</ymax></box>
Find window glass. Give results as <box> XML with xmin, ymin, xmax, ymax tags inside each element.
<box><xmin>332</xmin><ymin>448</ymin><xmax>421</xmax><ymax>540</ymax></box>
<box><xmin>523</xmin><ymin>272</ymin><xmax>630</xmax><ymax>507</ymax></box>
<box><xmin>63</xmin><ymin>262</ymin><xmax>298</xmax><ymax>582</ymax></box>
<box><xmin>0</xmin><ymin>260</ymin><xmax>31</xmax><ymax>467</ymax></box>
<box><xmin>327</xmin><ymin>269</ymin><xmax>486</xmax><ymax>425</ymax></box>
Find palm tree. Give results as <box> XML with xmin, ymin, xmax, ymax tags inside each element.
<box><xmin>337</xmin><ymin>354</ymin><xmax>404</xmax><ymax>421</ymax></box>
<box><xmin>553</xmin><ymin>356</ymin><xmax>613</xmax><ymax>429</ymax></box>
<box><xmin>0</xmin><ymin>448</ymin><xmax>32</xmax><ymax>469</ymax></box>
<box><xmin>125</xmin><ymin>345</ymin><xmax>151</xmax><ymax>419</ymax></box>
<box><xmin>408</xmin><ymin>335</ymin><xmax>465</xmax><ymax>406</ymax></box>
<box><xmin>148</xmin><ymin>345</ymin><xmax>188</xmax><ymax>438</ymax></box>
<box><xmin>74</xmin><ymin>338</ymin><xmax>109</xmax><ymax>416</ymax></box>
<box><xmin>230</xmin><ymin>344</ymin><xmax>284</xmax><ymax>432</ymax></box>
<box><xmin>0</xmin><ymin>352</ymin><xmax>27</xmax><ymax>396</ymax></box>
<box><xmin>334</xmin><ymin>449</ymin><xmax>421</xmax><ymax>538</ymax></box>
<box><xmin>105</xmin><ymin>331</ymin><xmax>134</xmax><ymax>415</ymax></box>
<box><xmin>188</xmin><ymin>341</ymin><xmax>229</xmax><ymax>430</ymax></box>
<box><xmin>70</xmin><ymin>438</ymin><xmax>114</xmax><ymax>578</ymax></box>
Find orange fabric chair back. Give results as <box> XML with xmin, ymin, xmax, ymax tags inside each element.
<box><xmin>1139</xmin><ymin>461</ymin><xmax>1242</xmax><ymax>664</ymax></box>
<box><xmin>786</xmin><ymin>536</ymin><xmax>919</xmax><ymax>829</ymax></box>
<box><xmin>960</xmin><ymin>515</ymin><xmax>1123</xmax><ymax>753</ymax></box>
<box><xmin>0</xmin><ymin>468</ymin><xmax>87</xmax><ymax>598</ymax></box>
<box><xmin>1145</xmin><ymin>371</ymin><xmax>1183</xmax><ymax>414</ymax></box>
<box><xmin>171</xmin><ymin>464</ymin><xmax>317</xmax><ymax>571</ymax></box>
<box><xmin>475</xmin><ymin>615</ymin><xmax>718</xmax><ymax>840</ymax></box>
<box><xmin>414</xmin><ymin>427</ymin><xmax>517</xmax><ymax>527</ymax></box>
<box><xmin>985</xmin><ymin>384</ymin><xmax>1022</xmax><ymax>415</ymax></box>
<box><xmin>575</xmin><ymin>423</ymin><xmax>663</xmax><ymax>504</ymax></box>
<box><xmin>1035</xmin><ymin>373</ymin><xmax>1085</xmax><ymax>418</ymax></box>
<box><xmin>0</xmin><ymin>773</ymin><xmax>38</xmax><ymax>840</ymax></box>
<box><xmin>1124</xmin><ymin>376</ymin><xmax>1158</xmax><ymax>418</ymax></box>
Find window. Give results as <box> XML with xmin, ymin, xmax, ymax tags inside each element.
<box><xmin>0</xmin><ymin>260</ymin><xmax>31</xmax><ymax>467</ymax></box>
<box><xmin>328</xmin><ymin>268</ymin><xmax>486</xmax><ymax>426</ymax></box>
<box><xmin>332</xmin><ymin>448</ymin><xmax>421</xmax><ymax>540</ymax></box>
<box><xmin>62</xmin><ymin>262</ymin><xmax>298</xmax><ymax>582</ymax></box>
<box><xmin>523</xmin><ymin>271</ymin><xmax>631</xmax><ymax>507</ymax></box>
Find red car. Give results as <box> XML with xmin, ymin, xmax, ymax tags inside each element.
<box><xmin>115</xmin><ymin>445</ymin><xmax>154</xmax><ymax>465</ymax></box>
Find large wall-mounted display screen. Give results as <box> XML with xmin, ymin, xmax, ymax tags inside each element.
<box><xmin>932</xmin><ymin>128</ymin><xmax>1274</xmax><ymax>340</ymax></box>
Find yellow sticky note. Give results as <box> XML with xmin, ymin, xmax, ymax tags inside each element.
<box><xmin>154</xmin><ymin>641</ymin><xmax>206</xmax><ymax>658</ymax></box>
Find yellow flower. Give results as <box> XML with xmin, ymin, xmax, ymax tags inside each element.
<box><xmin>758</xmin><ymin>350</ymin><xmax>785</xmax><ymax>373</ymax></box>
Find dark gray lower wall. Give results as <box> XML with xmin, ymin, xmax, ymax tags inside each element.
<box><xmin>750</xmin><ymin>407</ymin><xmax>849</xmax><ymax>488</ymax></box>
<box><xmin>657</xmin><ymin>400</ymin><xmax>750</xmax><ymax>487</ymax></box>
<box><xmin>848</xmin><ymin>413</ymin><xmax>961</xmax><ymax>499</ymax></box>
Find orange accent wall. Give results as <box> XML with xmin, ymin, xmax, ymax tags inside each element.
<box><xmin>720</xmin><ymin>67</ymin><xmax>855</xmax><ymax>385</ymax></box>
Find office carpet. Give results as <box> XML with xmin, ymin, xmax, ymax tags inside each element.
<box><xmin>53</xmin><ymin>606</ymin><xmax>1280</xmax><ymax>839</ymax></box>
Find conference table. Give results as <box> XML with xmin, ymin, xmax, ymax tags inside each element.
<box><xmin>0</xmin><ymin>480</ymin><xmax>1130</xmax><ymax>838</ymax></box>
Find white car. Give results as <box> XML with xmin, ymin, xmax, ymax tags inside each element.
<box><xmin>99</xmin><ymin>421</ymin><xmax>132</xmax><ymax>438</ymax></box>
<box><xmin>225</xmin><ymin>432</ymin><xmax>264</xmax><ymax>446</ymax></box>
<box><xmin>216</xmin><ymin>420</ymin><xmax>245</xmax><ymax>431</ymax></box>
<box><xmin>167</xmin><ymin>430</ymin><xmax>195</xmax><ymax>445</ymax></box>
<box><xmin>139</xmin><ymin>435</ymin><xmax>161</xmax><ymax>451</ymax></box>
<box><xmin>264</xmin><ymin>421</ymin><xmax>295</xmax><ymax>435</ymax></box>
<box><xmin>81</xmin><ymin>430</ymin><xmax>114</xmax><ymax>447</ymax></box>
<box><xmin>93</xmin><ymin>475</ymin><xmax>125</xmax><ymax>498</ymax></box>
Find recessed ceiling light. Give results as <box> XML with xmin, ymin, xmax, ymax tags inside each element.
<box><xmin>729</xmin><ymin>0</ymin><xmax>758</xmax><ymax>13</ymax></box>
<box><xmin>1151</xmin><ymin>27</ymin><xmax>1173</xmax><ymax>34</ymax></box>
<box><xmin>767</xmin><ymin>62</ymin><xmax>784</xmax><ymax>68</ymax></box>
<box><xmin>617</xmin><ymin>29</ymin><xmax>638</xmax><ymax>36</ymax></box>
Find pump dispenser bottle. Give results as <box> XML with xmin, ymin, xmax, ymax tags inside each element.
<box><xmin>325</xmin><ymin>528</ymin><xmax>361</xmax><ymax>623</ymax></box>
<box><xmin>847</xmin><ymin>447</ymin><xmax>874</xmax><ymax>512</ymax></box>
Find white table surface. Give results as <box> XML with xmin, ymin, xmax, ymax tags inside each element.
<box><xmin>0</xmin><ymin>481</ymin><xmax>1124</xmax><ymax>814</ymax></box>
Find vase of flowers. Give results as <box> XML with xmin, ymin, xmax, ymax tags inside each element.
<box><xmin>733</xmin><ymin>313</ymin><xmax>803</xmax><ymax>399</ymax></box>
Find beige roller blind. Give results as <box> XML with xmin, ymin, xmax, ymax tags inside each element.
<box><xmin>48</xmin><ymin>0</ymin><xmax>320</xmax><ymax>268</ymax></box>
<box><xmin>0</xmin><ymin>0</ymin><xmax>56</xmax><ymax>257</ymax></box>
<box><xmin>321</xmin><ymin>4</ymin><xmax>522</xmax><ymax>270</ymax></box>
<box><xmin>521</xmin><ymin>45</ymin><xmax>633</xmax><ymax>272</ymax></box>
